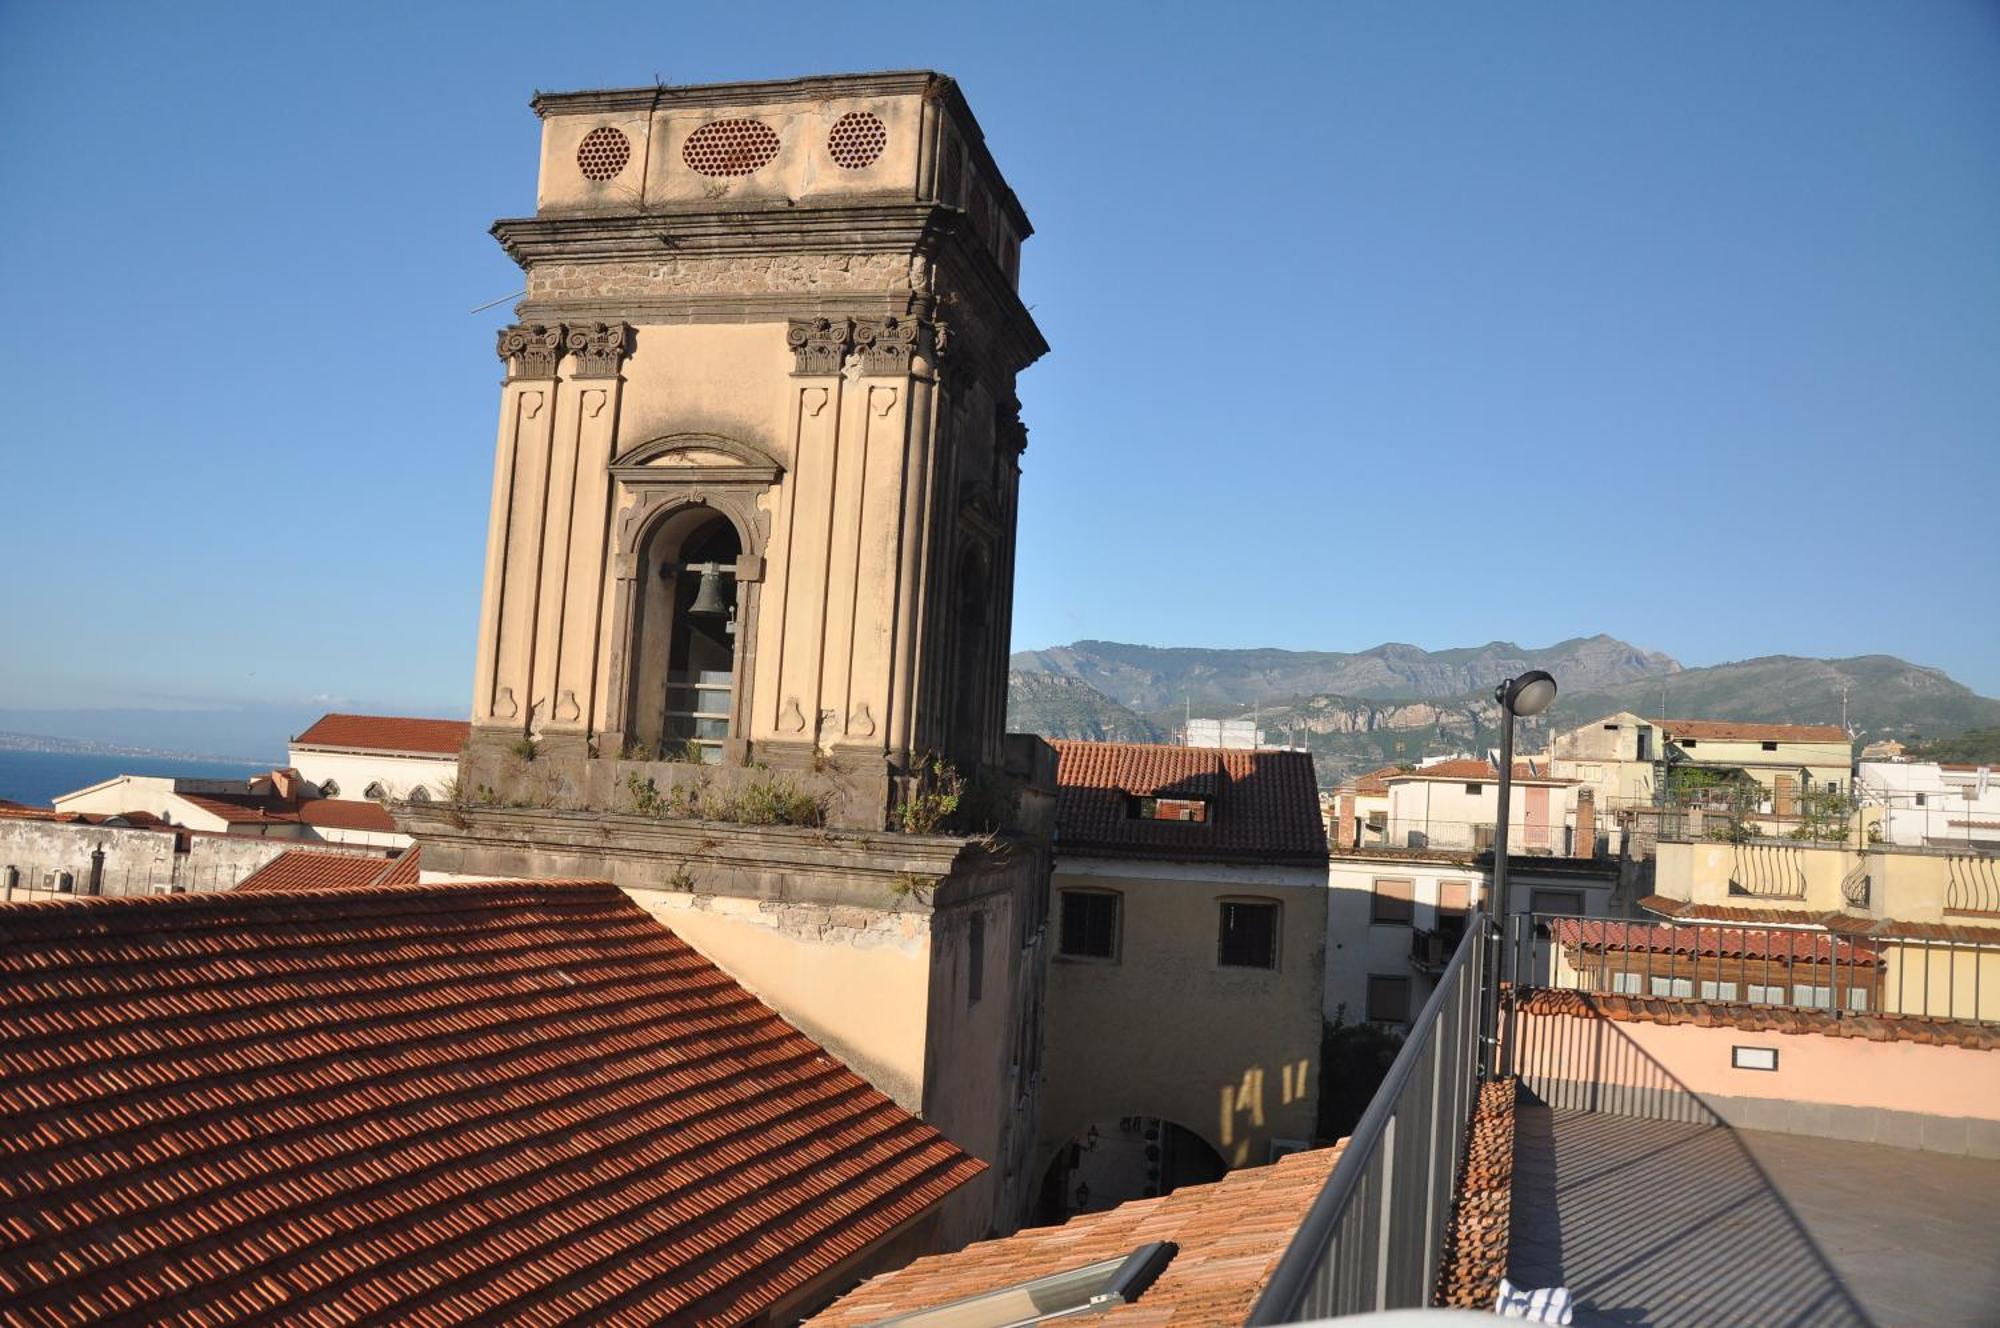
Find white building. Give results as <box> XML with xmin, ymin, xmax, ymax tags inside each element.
<box><xmin>52</xmin><ymin>769</ymin><xmax>408</xmax><ymax>849</ymax></box>
<box><xmin>1858</xmin><ymin>760</ymin><xmax>2000</xmax><ymax>849</ymax></box>
<box><xmin>287</xmin><ymin>713</ymin><xmax>469</xmax><ymax>803</ymax></box>
<box><xmin>1382</xmin><ymin>759</ymin><xmax>1595</xmax><ymax>855</ymax></box>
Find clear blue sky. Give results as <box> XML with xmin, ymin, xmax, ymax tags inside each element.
<box><xmin>3</xmin><ymin>0</ymin><xmax>1997</xmax><ymax>717</ymax></box>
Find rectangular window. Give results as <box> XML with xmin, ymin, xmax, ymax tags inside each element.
<box><xmin>1437</xmin><ymin>879</ymin><xmax>1472</xmax><ymax>917</ymax></box>
<box><xmin>1464</xmin><ymin>783</ymin><xmax>1485</xmax><ymax>796</ymax></box>
<box><xmin>1371</xmin><ymin>878</ymin><xmax>1414</xmax><ymax>926</ymax></box>
<box><xmin>1793</xmin><ymin>984</ymin><xmax>1833</xmax><ymax>1010</ymax></box>
<box><xmin>1134</xmin><ymin>796</ymin><xmax>1209</xmax><ymax>823</ymax></box>
<box><xmin>1747</xmin><ymin>984</ymin><xmax>1785</xmax><ymax>1005</ymax></box>
<box><xmin>1650</xmin><ymin>976</ymin><xmax>1694</xmax><ymax>998</ymax></box>
<box><xmin>1530</xmin><ymin>889</ymin><xmax>1585</xmax><ymax>917</ymax></box>
<box><xmin>1699</xmin><ymin>980</ymin><xmax>1740</xmax><ymax>1001</ymax></box>
<box><xmin>1059</xmin><ymin>890</ymin><xmax>1119</xmax><ymax>960</ymax></box>
<box><xmin>1681</xmin><ymin>738</ymin><xmax>1698</xmax><ymax>748</ymax></box>
<box><xmin>1916</xmin><ymin>793</ymin><xmax>1928</xmax><ymax>808</ymax></box>
<box><xmin>1366</xmin><ymin>974</ymin><xmax>1411</xmax><ymax>1024</ymax></box>
<box><xmin>1218</xmin><ymin>900</ymin><xmax>1279</xmax><ymax>969</ymax></box>
<box><xmin>967</xmin><ymin>912</ymin><xmax>984</xmax><ymax>1005</ymax></box>
<box><xmin>1761</xmin><ymin>741</ymin><xmax>1779</xmax><ymax>752</ymax></box>
<box><xmin>1611</xmin><ymin>971</ymin><xmax>1644</xmax><ymax>995</ymax></box>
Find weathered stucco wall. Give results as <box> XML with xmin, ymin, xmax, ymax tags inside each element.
<box><xmin>0</xmin><ymin>819</ymin><xmax>374</xmax><ymax>897</ymax></box>
<box><xmin>1041</xmin><ymin>858</ymin><xmax>1325</xmax><ymax>1177</ymax></box>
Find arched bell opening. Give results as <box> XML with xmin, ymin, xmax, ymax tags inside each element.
<box><xmin>628</xmin><ymin>509</ymin><xmax>743</xmax><ymax>764</ymax></box>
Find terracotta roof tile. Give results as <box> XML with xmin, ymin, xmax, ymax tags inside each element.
<box><xmin>1386</xmin><ymin>759</ymin><xmax>1574</xmax><ymax>786</ymax></box>
<box><xmin>1550</xmin><ymin>916</ymin><xmax>1880</xmax><ymax>965</ymax></box>
<box><xmin>296</xmin><ymin>797</ymin><xmax>401</xmax><ymax>833</ymax></box>
<box><xmin>0</xmin><ymin>880</ymin><xmax>981</xmax><ymax>1327</ymax></box>
<box><xmin>292</xmin><ymin>713</ymin><xmax>471</xmax><ymax>756</ymax></box>
<box><xmin>233</xmin><ymin>849</ymin><xmax>413</xmax><ymax>892</ymax></box>
<box><xmin>809</xmin><ymin>1145</ymin><xmax>1344</xmax><ymax>1325</ymax></box>
<box><xmin>1651</xmin><ymin>718</ymin><xmax>1850</xmax><ymax>744</ymax></box>
<box><xmin>1515</xmin><ymin>988</ymin><xmax>2000</xmax><ymax>1050</ymax></box>
<box><xmin>1639</xmin><ymin>894</ymin><xmax>2000</xmax><ymax>944</ymax></box>
<box><xmin>1051</xmin><ymin>742</ymin><xmax>1326</xmax><ymax>866</ymax></box>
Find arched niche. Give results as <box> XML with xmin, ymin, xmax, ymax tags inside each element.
<box><xmin>602</xmin><ymin>434</ymin><xmax>781</xmax><ymax>762</ymax></box>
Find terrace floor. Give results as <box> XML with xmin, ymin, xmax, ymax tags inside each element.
<box><xmin>1509</xmin><ymin>1105</ymin><xmax>2000</xmax><ymax>1328</ymax></box>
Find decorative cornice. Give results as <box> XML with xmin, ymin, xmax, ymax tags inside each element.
<box><xmin>786</xmin><ymin>317</ymin><xmax>852</xmax><ymax>376</ymax></box>
<box><xmin>852</xmin><ymin>315</ymin><xmax>927</xmax><ymax>375</ymax></box>
<box><xmin>531</xmin><ymin>71</ymin><xmax>943</xmax><ymax>120</ymax></box>
<box><xmin>565</xmin><ymin>321</ymin><xmax>632</xmax><ymax>378</ymax></box>
<box><xmin>496</xmin><ymin>324</ymin><xmax>564</xmax><ymax>380</ymax></box>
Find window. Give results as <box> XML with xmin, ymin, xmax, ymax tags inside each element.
<box><xmin>364</xmin><ymin>781</ymin><xmax>388</xmax><ymax>800</ymax></box>
<box><xmin>1761</xmin><ymin>741</ymin><xmax>1779</xmax><ymax>752</ymax></box>
<box><xmin>1649</xmin><ymin>976</ymin><xmax>1694</xmax><ymax>998</ymax></box>
<box><xmin>1371</xmin><ymin>878</ymin><xmax>1414</xmax><ymax>926</ymax></box>
<box><xmin>1747</xmin><ymin>984</ymin><xmax>1786</xmax><ymax>1005</ymax></box>
<box><xmin>1699</xmin><ymin>980</ymin><xmax>1740</xmax><ymax>1001</ymax></box>
<box><xmin>1464</xmin><ymin>783</ymin><xmax>1485</xmax><ymax>796</ymax></box>
<box><xmin>1134</xmin><ymin>796</ymin><xmax>1209</xmax><ymax>823</ymax></box>
<box><xmin>1611</xmin><ymin>971</ymin><xmax>1644</xmax><ymax>995</ymax></box>
<box><xmin>319</xmin><ymin>779</ymin><xmax>340</xmax><ymax>797</ymax></box>
<box><xmin>1916</xmin><ymin>792</ymin><xmax>1928</xmax><ymax>808</ymax></box>
<box><xmin>1059</xmin><ymin>891</ymin><xmax>1120</xmax><ymax>960</ymax></box>
<box><xmin>407</xmin><ymin>785</ymin><xmax>432</xmax><ymax>803</ymax></box>
<box><xmin>1218</xmin><ymin>900</ymin><xmax>1279</xmax><ymax>969</ymax></box>
<box><xmin>1530</xmin><ymin>889</ymin><xmax>1585</xmax><ymax>917</ymax></box>
<box><xmin>1793</xmin><ymin>984</ymin><xmax>1833</xmax><ymax>1010</ymax></box>
<box><xmin>1366</xmin><ymin>975</ymin><xmax>1412</xmax><ymax>1024</ymax></box>
<box><xmin>968</xmin><ymin>912</ymin><xmax>984</xmax><ymax>1005</ymax></box>
<box><xmin>1846</xmin><ymin>987</ymin><xmax>1868</xmax><ymax>1012</ymax></box>
<box><xmin>1603</xmin><ymin>723</ymin><xmax>1620</xmax><ymax>732</ymax></box>
<box><xmin>1680</xmin><ymin>738</ymin><xmax>1698</xmax><ymax>748</ymax></box>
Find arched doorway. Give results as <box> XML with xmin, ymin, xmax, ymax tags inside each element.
<box><xmin>1034</xmin><ymin>1116</ymin><xmax>1227</xmax><ymax>1225</ymax></box>
<box><xmin>628</xmin><ymin>509</ymin><xmax>742</xmax><ymax>762</ymax></box>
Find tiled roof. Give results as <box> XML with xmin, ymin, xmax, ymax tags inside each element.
<box><xmin>1344</xmin><ymin>764</ymin><xmax>1409</xmax><ymax>796</ymax></box>
<box><xmin>809</xmin><ymin>1145</ymin><xmax>1345</xmax><ymax>1325</ymax></box>
<box><xmin>177</xmin><ymin>793</ymin><xmax>297</xmax><ymax>825</ymax></box>
<box><xmin>373</xmin><ymin>844</ymin><xmax>423</xmax><ymax>885</ymax></box>
<box><xmin>1515</xmin><ymin>988</ymin><xmax>2000</xmax><ymax>1050</ymax></box>
<box><xmin>0</xmin><ymin>881</ymin><xmax>982</xmax><ymax>1327</ymax></box>
<box><xmin>297</xmin><ymin>797</ymin><xmax>401</xmax><ymax>833</ymax></box>
<box><xmin>1050</xmin><ymin>741</ymin><xmax>1326</xmax><ymax>866</ymax></box>
<box><xmin>292</xmin><ymin>712</ymin><xmax>471</xmax><ymax>756</ymax></box>
<box><xmin>1550</xmin><ymin>917</ymin><xmax>1879</xmax><ymax>965</ymax></box>
<box><xmin>233</xmin><ymin>849</ymin><xmax>406</xmax><ymax>892</ymax></box>
<box><xmin>1639</xmin><ymin>894</ymin><xmax>2000</xmax><ymax>944</ymax></box>
<box><xmin>1652</xmin><ymin>718</ymin><xmax>1850</xmax><ymax>744</ymax></box>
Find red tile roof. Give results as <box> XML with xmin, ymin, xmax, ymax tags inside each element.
<box><xmin>292</xmin><ymin>712</ymin><xmax>471</xmax><ymax>756</ymax></box>
<box><xmin>1344</xmin><ymin>763</ymin><xmax>1411</xmax><ymax>796</ymax></box>
<box><xmin>297</xmin><ymin>797</ymin><xmax>401</xmax><ymax>833</ymax></box>
<box><xmin>233</xmin><ymin>848</ymin><xmax>404</xmax><ymax>892</ymax></box>
<box><xmin>1549</xmin><ymin>916</ymin><xmax>1880</xmax><ymax>965</ymax></box>
<box><xmin>0</xmin><ymin>880</ymin><xmax>981</xmax><ymax>1326</ymax></box>
<box><xmin>1050</xmin><ymin>741</ymin><xmax>1327</xmax><ymax>866</ymax></box>
<box><xmin>373</xmin><ymin>844</ymin><xmax>423</xmax><ymax>885</ymax></box>
<box><xmin>1653</xmin><ymin>719</ymin><xmax>1850</xmax><ymax>744</ymax></box>
<box><xmin>1386</xmin><ymin>759</ymin><xmax>1575</xmax><ymax>786</ymax></box>
<box><xmin>1639</xmin><ymin>894</ymin><xmax>2000</xmax><ymax>944</ymax></box>
<box><xmin>809</xmin><ymin>1145</ymin><xmax>1345</xmax><ymax>1325</ymax></box>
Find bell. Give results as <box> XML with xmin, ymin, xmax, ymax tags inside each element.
<box><xmin>687</xmin><ymin>564</ymin><xmax>731</xmax><ymax>617</ymax></box>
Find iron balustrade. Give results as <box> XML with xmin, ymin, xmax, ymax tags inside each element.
<box><xmin>1245</xmin><ymin>910</ymin><xmax>1489</xmax><ymax>1323</ymax></box>
<box><xmin>1503</xmin><ymin>911</ymin><xmax>2000</xmax><ymax>1026</ymax></box>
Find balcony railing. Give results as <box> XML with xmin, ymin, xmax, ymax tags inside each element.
<box><xmin>1503</xmin><ymin>911</ymin><xmax>2000</xmax><ymax>1025</ymax></box>
<box><xmin>1246</xmin><ymin>911</ymin><xmax>1488</xmax><ymax>1322</ymax></box>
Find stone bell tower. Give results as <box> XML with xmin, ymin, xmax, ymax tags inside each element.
<box><xmin>462</xmin><ymin>71</ymin><xmax>1045</xmax><ymax>819</ymax></box>
<box><xmin>410</xmin><ymin>73</ymin><xmax>1057</xmax><ymax>1243</ymax></box>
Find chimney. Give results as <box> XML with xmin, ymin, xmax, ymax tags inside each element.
<box><xmin>1337</xmin><ymin>791</ymin><xmax>1357</xmax><ymax>850</ymax></box>
<box><xmin>1574</xmin><ymin>788</ymin><xmax>1596</xmax><ymax>858</ymax></box>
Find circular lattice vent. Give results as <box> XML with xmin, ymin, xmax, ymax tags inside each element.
<box><xmin>682</xmin><ymin>119</ymin><xmax>780</xmax><ymax>176</ymax></box>
<box><xmin>826</xmin><ymin>111</ymin><xmax>887</xmax><ymax>170</ymax></box>
<box><xmin>576</xmin><ymin>126</ymin><xmax>631</xmax><ymax>182</ymax></box>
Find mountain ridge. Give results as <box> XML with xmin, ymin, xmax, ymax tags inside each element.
<box><xmin>1006</xmin><ymin>638</ymin><xmax>2000</xmax><ymax>785</ymax></box>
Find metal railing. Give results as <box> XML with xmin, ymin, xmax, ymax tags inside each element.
<box><xmin>1503</xmin><ymin>911</ymin><xmax>2000</xmax><ymax>1026</ymax></box>
<box><xmin>1246</xmin><ymin>911</ymin><xmax>1488</xmax><ymax>1323</ymax></box>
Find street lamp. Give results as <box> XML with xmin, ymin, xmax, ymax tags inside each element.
<box><xmin>1485</xmin><ymin>669</ymin><xmax>1556</xmax><ymax>1077</ymax></box>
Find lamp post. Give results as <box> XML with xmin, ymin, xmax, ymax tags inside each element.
<box><xmin>1484</xmin><ymin>669</ymin><xmax>1557</xmax><ymax>1077</ymax></box>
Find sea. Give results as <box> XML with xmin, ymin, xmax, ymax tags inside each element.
<box><xmin>0</xmin><ymin>750</ymin><xmax>267</xmax><ymax>808</ymax></box>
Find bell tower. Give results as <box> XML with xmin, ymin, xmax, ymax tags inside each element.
<box><xmin>463</xmin><ymin>71</ymin><xmax>1045</xmax><ymax>821</ymax></box>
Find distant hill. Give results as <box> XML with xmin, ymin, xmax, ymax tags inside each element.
<box><xmin>1006</xmin><ymin>671</ymin><xmax>1166</xmax><ymax>744</ymax></box>
<box><xmin>1006</xmin><ymin>639</ymin><xmax>2000</xmax><ymax>786</ymax></box>
<box><xmin>1011</xmin><ymin>634</ymin><xmax>1680</xmax><ymax>710</ymax></box>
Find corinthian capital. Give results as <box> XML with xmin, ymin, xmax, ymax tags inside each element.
<box><xmin>786</xmin><ymin>317</ymin><xmax>852</xmax><ymax>376</ymax></box>
<box><xmin>565</xmin><ymin>321</ymin><xmax>632</xmax><ymax>379</ymax></box>
<box><xmin>851</xmin><ymin>316</ymin><xmax>927</xmax><ymax>375</ymax></box>
<box><xmin>496</xmin><ymin>324</ymin><xmax>563</xmax><ymax>380</ymax></box>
